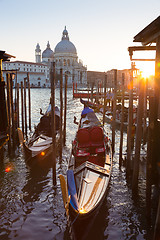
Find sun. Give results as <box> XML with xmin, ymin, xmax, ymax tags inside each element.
<box><xmin>137</xmin><ymin>62</ymin><xmax>155</xmax><ymax>79</ymax></box>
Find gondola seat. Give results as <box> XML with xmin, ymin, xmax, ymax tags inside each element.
<box><xmin>77</xmin><ymin>128</ymin><xmax>90</xmax><ymax>148</ymax></box>
<box><xmin>90</xmin><ymin>126</ymin><xmax>105</xmax><ymax>153</ymax></box>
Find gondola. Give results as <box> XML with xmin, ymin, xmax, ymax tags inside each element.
<box><xmin>80</xmin><ymin>98</ymin><xmax>131</xmax><ymax>132</ymax></box>
<box><xmin>59</xmin><ymin>106</ymin><xmax>112</xmax><ymax>240</ymax></box>
<box><xmin>18</xmin><ymin>104</ymin><xmax>60</xmax><ymax>168</ymax></box>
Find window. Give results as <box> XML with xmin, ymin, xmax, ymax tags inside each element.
<box><xmin>67</xmin><ymin>59</ymin><xmax>70</xmax><ymax>66</ymax></box>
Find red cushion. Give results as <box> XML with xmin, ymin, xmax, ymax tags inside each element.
<box><xmin>77</xmin><ymin>128</ymin><xmax>90</xmax><ymax>145</ymax></box>
<box><xmin>90</xmin><ymin>126</ymin><xmax>104</xmax><ymax>143</ymax></box>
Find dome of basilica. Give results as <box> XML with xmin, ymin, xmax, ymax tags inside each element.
<box><xmin>42</xmin><ymin>41</ymin><xmax>54</xmax><ymax>58</ymax></box>
<box><xmin>54</xmin><ymin>27</ymin><xmax>77</xmax><ymax>54</ymax></box>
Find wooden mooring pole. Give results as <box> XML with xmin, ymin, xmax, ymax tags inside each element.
<box><xmin>10</xmin><ymin>74</ymin><xmax>16</xmax><ymax>149</ymax></box>
<box><xmin>63</xmin><ymin>73</ymin><xmax>68</xmax><ymax>146</ymax></box>
<box><xmin>126</xmin><ymin>63</ymin><xmax>134</xmax><ymax>178</ymax></box>
<box><xmin>27</xmin><ymin>73</ymin><xmax>31</xmax><ymax>131</ymax></box>
<box><xmin>132</xmin><ymin>79</ymin><xmax>144</xmax><ymax>192</ymax></box>
<box><xmin>24</xmin><ymin>78</ymin><xmax>27</xmax><ymax>138</ymax></box>
<box><xmin>119</xmin><ymin>73</ymin><xmax>125</xmax><ymax>168</ymax></box>
<box><xmin>59</xmin><ymin>68</ymin><xmax>63</xmax><ymax>163</ymax></box>
<box><xmin>112</xmin><ymin>69</ymin><xmax>117</xmax><ymax>153</ymax></box>
<box><xmin>21</xmin><ymin>81</ymin><xmax>24</xmax><ymax>136</ymax></box>
<box><xmin>146</xmin><ymin>94</ymin><xmax>155</xmax><ymax>221</ymax></box>
<box><xmin>51</xmin><ymin>62</ymin><xmax>56</xmax><ymax>186</ymax></box>
<box><xmin>6</xmin><ymin>73</ymin><xmax>11</xmax><ymax>153</ymax></box>
<box><xmin>17</xmin><ymin>83</ymin><xmax>19</xmax><ymax>128</ymax></box>
<box><xmin>103</xmin><ymin>74</ymin><xmax>107</xmax><ymax>126</ymax></box>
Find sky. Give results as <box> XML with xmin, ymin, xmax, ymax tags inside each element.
<box><xmin>1</xmin><ymin>0</ymin><xmax>160</xmax><ymax>76</ymax></box>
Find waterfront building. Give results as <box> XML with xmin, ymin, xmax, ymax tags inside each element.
<box><xmin>2</xmin><ymin>27</ymin><xmax>87</xmax><ymax>87</ymax></box>
<box><xmin>2</xmin><ymin>61</ymin><xmax>49</xmax><ymax>87</ymax></box>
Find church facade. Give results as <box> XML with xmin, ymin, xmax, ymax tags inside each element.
<box><xmin>35</xmin><ymin>27</ymin><xmax>87</xmax><ymax>86</ymax></box>
<box><xmin>2</xmin><ymin>27</ymin><xmax>87</xmax><ymax>87</ymax></box>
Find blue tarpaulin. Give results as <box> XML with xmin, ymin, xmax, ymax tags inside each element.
<box><xmin>67</xmin><ymin>170</ymin><xmax>79</xmax><ymax>210</ymax></box>
<box><xmin>81</xmin><ymin>107</ymin><xmax>93</xmax><ymax>116</ymax></box>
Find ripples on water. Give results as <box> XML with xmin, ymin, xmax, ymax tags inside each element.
<box><xmin>0</xmin><ymin>88</ymin><xmax>151</xmax><ymax>240</ymax></box>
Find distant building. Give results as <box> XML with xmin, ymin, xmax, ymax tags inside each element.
<box><xmin>106</xmin><ymin>69</ymin><xmax>132</xmax><ymax>88</ymax></box>
<box><xmin>2</xmin><ymin>27</ymin><xmax>87</xmax><ymax>88</ymax></box>
<box><xmin>87</xmin><ymin>69</ymin><xmax>133</xmax><ymax>89</ymax></box>
<box><xmin>87</xmin><ymin>71</ymin><xmax>105</xmax><ymax>87</ymax></box>
<box><xmin>36</xmin><ymin>27</ymin><xmax>87</xmax><ymax>86</ymax></box>
<box><xmin>2</xmin><ymin>61</ymin><xmax>49</xmax><ymax>87</ymax></box>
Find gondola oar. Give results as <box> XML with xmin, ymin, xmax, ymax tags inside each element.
<box><xmin>17</xmin><ymin>128</ymin><xmax>24</xmax><ymax>146</ymax></box>
<box><xmin>59</xmin><ymin>174</ymin><xmax>70</xmax><ymax>215</ymax></box>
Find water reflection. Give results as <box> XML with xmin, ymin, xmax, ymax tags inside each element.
<box><xmin>0</xmin><ymin>88</ymin><xmax>151</xmax><ymax>240</ymax></box>
<box><xmin>22</xmin><ymin>167</ymin><xmax>50</xmax><ymax>204</ymax></box>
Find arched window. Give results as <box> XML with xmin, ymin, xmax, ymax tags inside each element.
<box><xmin>67</xmin><ymin>59</ymin><xmax>70</xmax><ymax>66</ymax></box>
<box><xmin>63</xmin><ymin>59</ymin><xmax>66</xmax><ymax>66</ymax></box>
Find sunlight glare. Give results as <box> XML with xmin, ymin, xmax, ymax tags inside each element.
<box><xmin>137</xmin><ymin>62</ymin><xmax>155</xmax><ymax>79</ymax></box>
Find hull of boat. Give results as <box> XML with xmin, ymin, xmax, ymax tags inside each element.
<box><xmin>68</xmin><ymin>149</ymin><xmax>112</xmax><ymax>240</ymax></box>
<box><xmin>23</xmin><ymin>135</ymin><xmax>54</xmax><ymax>168</ymax></box>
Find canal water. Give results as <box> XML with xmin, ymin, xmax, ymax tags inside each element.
<box><xmin>0</xmin><ymin>88</ymin><xmax>152</xmax><ymax>240</ymax></box>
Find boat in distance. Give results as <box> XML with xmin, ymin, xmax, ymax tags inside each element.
<box><xmin>59</xmin><ymin>106</ymin><xmax>112</xmax><ymax>240</ymax></box>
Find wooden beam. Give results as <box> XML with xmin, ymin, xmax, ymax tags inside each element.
<box><xmin>131</xmin><ymin>59</ymin><xmax>155</xmax><ymax>61</ymax></box>
<box><xmin>128</xmin><ymin>46</ymin><xmax>156</xmax><ymax>61</ymax></box>
<box><xmin>142</xmin><ymin>30</ymin><xmax>160</xmax><ymax>45</ymax></box>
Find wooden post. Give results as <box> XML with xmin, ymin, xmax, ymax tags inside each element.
<box><xmin>87</xmin><ymin>82</ymin><xmax>89</xmax><ymax>101</ymax></box>
<box><xmin>14</xmin><ymin>72</ymin><xmax>17</xmax><ymax>130</ymax></box>
<box><xmin>50</xmin><ymin>62</ymin><xmax>56</xmax><ymax>186</ymax></box>
<box><xmin>10</xmin><ymin>74</ymin><xmax>16</xmax><ymax>149</ymax></box>
<box><xmin>24</xmin><ymin>78</ymin><xmax>27</xmax><ymax>138</ymax></box>
<box><xmin>0</xmin><ymin>59</ymin><xmax>8</xmax><ymax>136</ymax></box>
<box><xmin>126</xmin><ymin>63</ymin><xmax>134</xmax><ymax>178</ymax></box>
<box><xmin>146</xmin><ymin>95</ymin><xmax>155</xmax><ymax>221</ymax></box>
<box><xmin>143</xmin><ymin>78</ymin><xmax>148</xmax><ymax>145</ymax></box>
<box><xmin>112</xmin><ymin>69</ymin><xmax>117</xmax><ymax>153</ymax></box>
<box><xmin>27</xmin><ymin>73</ymin><xmax>31</xmax><ymax>131</ymax></box>
<box><xmin>73</xmin><ymin>82</ymin><xmax>74</xmax><ymax>98</ymax></box>
<box><xmin>21</xmin><ymin>81</ymin><xmax>24</xmax><ymax>136</ymax></box>
<box><xmin>0</xmin><ymin>58</ymin><xmax>8</xmax><ymax>160</ymax></box>
<box><xmin>153</xmin><ymin>196</ymin><xmax>160</xmax><ymax>240</ymax></box>
<box><xmin>119</xmin><ymin>73</ymin><xmax>125</xmax><ymax>168</ymax></box>
<box><xmin>17</xmin><ymin>83</ymin><xmax>19</xmax><ymax>128</ymax></box>
<box><xmin>6</xmin><ymin>73</ymin><xmax>11</xmax><ymax>153</ymax></box>
<box><xmin>103</xmin><ymin>74</ymin><xmax>107</xmax><ymax>126</ymax></box>
<box><xmin>91</xmin><ymin>82</ymin><xmax>94</xmax><ymax>102</ymax></box>
<box><xmin>59</xmin><ymin>68</ymin><xmax>63</xmax><ymax>163</ymax></box>
<box><xmin>63</xmin><ymin>73</ymin><xmax>68</xmax><ymax>146</ymax></box>
<box><xmin>152</xmin><ymin>37</ymin><xmax>160</xmax><ymax>181</ymax></box>
<box><xmin>97</xmin><ymin>82</ymin><xmax>100</xmax><ymax>103</ymax></box>
<box><xmin>132</xmin><ymin>79</ymin><xmax>144</xmax><ymax>192</ymax></box>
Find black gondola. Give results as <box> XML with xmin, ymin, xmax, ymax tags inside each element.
<box><xmin>59</xmin><ymin>106</ymin><xmax>112</xmax><ymax>240</ymax></box>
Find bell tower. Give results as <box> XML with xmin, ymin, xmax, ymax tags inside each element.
<box><xmin>35</xmin><ymin>43</ymin><xmax>41</xmax><ymax>63</ymax></box>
